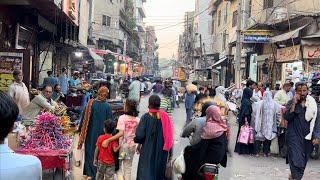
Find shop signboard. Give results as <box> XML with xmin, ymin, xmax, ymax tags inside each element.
<box><xmin>303</xmin><ymin>46</ymin><xmax>320</xmax><ymax>59</ymax></box>
<box><xmin>0</xmin><ymin>52</ymin><xmax>23</xmax><ymax>92</ymax></box>
<box><xmin>249</xmin><ymin>54</ymin><xmax>258</xmax><ymax>82</ymax></box>
<box><xmin>178</xmin><ymin>68</ymin><xmax>186</xmax><ymax>81</ymax></box>
<box><xmin>243</xmin><ymin>30</ymin><xmax>273</xmax><ymax>43</ymax></box>
<box><xmin>276</xmin><ymin>45</ymin><xmax>301</xmax><ymax>63</ymax></box>
<box><xmin>244</xmin><ymin>35</ymin><xmax>270</xmax><ymax>43</ymax></box>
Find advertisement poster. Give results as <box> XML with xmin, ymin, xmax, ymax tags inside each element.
<box><xmin>0</xmin><ymin>52</ymin><xmax>23</xmax><ymax>92</ymax></box>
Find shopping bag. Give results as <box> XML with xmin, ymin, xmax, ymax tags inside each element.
<box><xmin>173</xmin><ymin>151</ymin><xmax>186</xmax><ymax>174</ymax></box>
<box><xmin>248</xmin><ymin>126</ymin><xmax>255</xmax><ymax>144</ymax></box>
<box><xmin>165</xmin><ymin>160</ymin><xmax>173</xmax><ymax>180</ymax></box>
<box><xmin>237</xmin><ymin>125</ymin><xmax>251</xmax><ymax>145</ymax></box>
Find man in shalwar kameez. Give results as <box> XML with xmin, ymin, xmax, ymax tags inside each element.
<box><xmin>284</xmin><ymin>83</ymin><xmax>319</xmax><ymax>180</ymax></box>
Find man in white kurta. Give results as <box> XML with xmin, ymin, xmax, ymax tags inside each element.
<box><xmin>8</xmin><ymin>69</ymin><xmax>30</xmax><ymax>114</ymax></box>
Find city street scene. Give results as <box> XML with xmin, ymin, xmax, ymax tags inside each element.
<box><xmin>0</xmin><ymin>0</ymin><xmax>320</xmax><ymax>180</ymax></box>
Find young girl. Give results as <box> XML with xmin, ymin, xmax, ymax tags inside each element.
<box><xmin>102</xmin><ymin>99</ymin><xmax>140</xmax><ymax>180</ymax></box>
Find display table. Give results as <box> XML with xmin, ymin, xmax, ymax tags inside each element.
<box><xmin>15</xmin><ymin>148</ymin><xmax>72</xmax><ymax>170</ymax></box>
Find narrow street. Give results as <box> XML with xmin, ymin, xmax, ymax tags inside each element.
<box><xmin>69</xmin><ymin>96</ymin><xmax>320</xmax><ymax>180</ymax></box>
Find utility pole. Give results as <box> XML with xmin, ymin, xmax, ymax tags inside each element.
<box><xmin>199</xmin><ymin>34</ymin><xmax>203</xmax><ymax>68</ymax></box>
<box><xmin>235</xmin><ymin>0</ymin><xmax>242</xmax><ymax>88</ymax></box>
<box><xmin>203</xmin><ymin>42</ymin><xmax>208</xmax><ymax>68</ymax></box>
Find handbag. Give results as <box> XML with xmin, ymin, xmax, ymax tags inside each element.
<box><xmin>238</xmin><ymin>120</ymin><xmax>255</xmax><ymax>145</ymax></box>
<box><xmin>165</xmin><ymin>157</ymin><xmax>173</xmax><ymax>180</ymax></box>
<box><xmin>173</xmin><ymin>151</ymin><xmax>186</xmax><ymax>174</ymax></box>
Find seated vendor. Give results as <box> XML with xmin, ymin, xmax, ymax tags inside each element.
<box><xmin>52</xmin><ymin>84</ymin><xmax>65</xmax><ymax>102</ymax></box>
<box><xmin>22</xmin><ymin>85</ymin><xmax>57</xmax><ymax>120</ymax></box>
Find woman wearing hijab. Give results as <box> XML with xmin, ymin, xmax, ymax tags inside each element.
<box><xmin>134</xmin><ymin>95</ymin><xmax>173</xmax><ymax>180</ymax></box>
<box><xmin>254</xmin><ymin>91</ymin><xmax>280</xmax><ymax>156</ymax></box>
<box><xmin>213</xmin><ymin>86</ymin><xmax>228</xmax><ymax>117</ymax></box>
<box><xmin>78</xmin><ymin>86</ymin><xmax>113</xmax><ymax>180</ymax></box>
<box><xmin>182</xmin><ymin>105</ymin><xmax>228</xmax><ymax>180</ymax></box>
<box><xmin>181</xmin><ymin>102</ymin><xmax>215</xmax><ymax>145</ymax></box>
<box><xmin>234</xmin><ymin>87</ymin><xmax>255</xmax><ymax>154</ymax></box>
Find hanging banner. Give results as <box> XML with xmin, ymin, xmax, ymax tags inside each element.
<box><xmin>276</xmin><ymin>45</ymin><xmax>301</xmax><ymax>62</ymax></box>
<box><xmin>178</xmin><ymin>68</ymin><xmax>186</xmax><ymax>81</ymax></box>
<box><xmin>0</xmin><ymin>52</ymin><xmax>23</xmax><ymax>92</ymax></box>
<box><xmin>303</xmin><ymin>45</ymin><xmax>320</xmax><ymax>59</ymax></box>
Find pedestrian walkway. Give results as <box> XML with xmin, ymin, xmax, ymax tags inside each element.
<box><xmin>65</xmin><ymin>96</ymin><xmax>320</xmax><ymax>180</ymax></box>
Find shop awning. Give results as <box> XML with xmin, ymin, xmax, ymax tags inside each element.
<box><xmin>89</xmin><ymin>49</ymin><xmax>104</xmax><ymax>71</ymax></box>
<box><xmin>270</xmin><ymin>24</ymin><xmax>308</xmax><ymax>43</ymax></box>
<box><xmin>302</xmin><ymin>30</ymin><xmax>320</xmax><ymax>39</ymax></box>
<box><xmin>211</xmin><ymin>57</ymin><xmax>227</xmax><ymax>67</ymax></box>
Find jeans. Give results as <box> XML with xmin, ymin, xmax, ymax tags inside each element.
<box><xmin>96</xmin><ymin>161</ymin><xmax>115</xmax><ymax>180</ymax></box>
<box><xmin>186</xmin><ymin>108</ymin><xmax>193</xmax><ymax>123</ymax></box>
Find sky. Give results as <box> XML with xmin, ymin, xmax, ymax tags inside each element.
<box><xmin>144</xmin><ymin>0</ymin><xmax>195</xmax><ymax>60</ymax></box>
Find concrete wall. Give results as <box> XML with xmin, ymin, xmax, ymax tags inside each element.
<box><xmin>92</xmin><ymin>0</ymin><xmax>121</xmax><ymax>44</ymax></box>
<box><xmin>79</xmin><ymin>0</ymin><xmax>90</xmax><ymax>46</ymax></box>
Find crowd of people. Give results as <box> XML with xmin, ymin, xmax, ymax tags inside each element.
<box><xmin>1</xmin><ymin>66</ymin><xmax>320</xmax><ymax>180</ymax></box>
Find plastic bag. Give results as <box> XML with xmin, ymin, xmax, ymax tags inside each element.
<box><xmin>173</xmin><ymin>151</ymin><xmax>186</xmax><ymax>174</ymax></box>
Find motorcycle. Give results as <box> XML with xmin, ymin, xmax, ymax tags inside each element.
<box><xmin>198</xmin><ymin>163</ymin><xmax>219</xmax><ymax>180</ymax></box>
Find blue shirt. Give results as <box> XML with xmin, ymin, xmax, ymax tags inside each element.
<box><xmin>185</xmin><ymin>92</ymin><xmax>195</xmax><ymax>109</ymax></box>
<box><xmin>43</xmin><ymin>76</ymin><xmax>58</xmax><ymax>88</ymax></box>
<box><xmin>59</xmin><ymin>74</ymin><xmax>69</xmax><ymax>94</ymax></box>
<box><xmin>69</xmin><ymin>79</ymin><xmax>79</xmax><ymax>88</ymax></box>
<box><xmin>0</xmin><ymin>144</ymin><xmax>42</xmax><ymax>180</ymax></box>
<box><xmin>314</xmin><ymin>106</ymin><xmax>320</xmax><ymax>138</ymax></box>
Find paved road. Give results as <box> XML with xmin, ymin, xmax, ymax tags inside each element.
<box><xmin>48</xmin><ymin>96</ymin><xmax>320</xmax><ymax>180</ymax></box>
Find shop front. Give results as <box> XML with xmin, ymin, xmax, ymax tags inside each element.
<box><xmin>276</xmin><ymin>45</ymin><xmax>302</xmax><ymax>84</ymax></box>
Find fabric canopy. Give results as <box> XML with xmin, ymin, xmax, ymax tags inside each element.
<box><xmin>211</xmin><ymin>57</ymin><xmax>227</xmax><ymax>67</ymax></box>
<box><xmin>270</xmin><ymin>24</ymin><xmax>308</xmax><ymax>43</ymax></box>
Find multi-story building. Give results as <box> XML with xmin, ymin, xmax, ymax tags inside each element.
<box><xmin>90</xmin><ymin>0</ymin><xmax>122</xmax><ymax>53</ymax></box>
<box><xmin>244</xmin><ymin>0</ymin><xmax>320</xmax><ymax>84</ymax></box>
<box><xmin>194</xmin><ymin>0</ymin><xmax>215</xmax><ymax>69</ymax></box>
<box><xmin>145</xmin><ymin>26</ymin><xmax>159</xmax><ymax>75</ymax></box>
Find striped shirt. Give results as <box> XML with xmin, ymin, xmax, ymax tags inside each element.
<box><xmin>160</xmin><ymin>97</ymin><xmax>173</xmax><ymax>117</ymax></box>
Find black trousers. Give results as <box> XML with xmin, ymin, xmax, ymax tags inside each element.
<box><xmin>255</xmin><ymin>140</ymin><xmax>272</xmax><ymax>154</ymax></box>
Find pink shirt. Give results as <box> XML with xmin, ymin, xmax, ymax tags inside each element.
<box><xmin>116</xmin><ymin>115</ymin><xmax>140</xmax><ymax>148</ymax></box>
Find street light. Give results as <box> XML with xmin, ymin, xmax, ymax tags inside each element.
<box><xmin>75</xmin><ymin>51</ymin><xmax>83</xmax><ymax>58</ymax></box>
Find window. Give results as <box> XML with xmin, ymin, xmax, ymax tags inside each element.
<box><xmin>102</xmin><ymin>15</ymin><xmax>107</xmax><ymax>25</ymax></box>
<box><xmin>107</xmin><ymin>16</ymin><xmax>111</xmax><ymax>26</ymax></box>
<box><xmin>263</xmin><ymin>0</ymin><xmax>273</xmax><ymax>9</ymax></box>
<box><xmin>248</xmin><ymin>0</ymin><xmax>252</xmax><ymax>17</ymax></box>
<box><xmin>222</xmin><ymin>30</ymin><xmax>227</xmax><ymax>50</ymax></box>
<box><xmin>224</xmin><ymin>4</ymin><xmax>228</xmax><ymax>24</ymax></box>
<box><xmin>232</xmin><ymin>10</ymin><xmax>237</xmax><ymax>27</ymax></box>
<box><xmin>211</xmin><ymin>20</ymin><xmax>215</xmax><ymax>35</ymax></box>
<box><xmin>218</xmin><ymin>10</ymin><xmax>221</xmax><ymax>26</ymax></box>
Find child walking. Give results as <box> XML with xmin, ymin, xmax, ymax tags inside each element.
<box><xmin>94</xmin><ymin>120</ymin><xmax>120</xmax><ymax>180</ymax></box>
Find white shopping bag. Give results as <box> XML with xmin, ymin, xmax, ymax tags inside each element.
<box><xmin>173</xmin><ymin>151</ymin><xmax>186</xmax><ymax>174</ymax></box>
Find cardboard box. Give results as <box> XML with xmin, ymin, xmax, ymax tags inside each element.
<box><xmin>8</xmin><ymin>132</ymin><xmax>18</xmax><ymax>150</ymax></box>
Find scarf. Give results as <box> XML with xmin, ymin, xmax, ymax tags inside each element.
<box><xmin>77</xmin><ymin>87</ymin><xmax>108</xmax><ymax>149</ymax></box>
<box><xmin>77</xmin><ymin>98</ymin><xmax>94</xmax><ymax>149</ymax></box>
<box><xmin>202</xmin><ymin>105</ymin><xmax>228</xmax><ymax>139</ymax></box>
<box><xmin>305</xmin><ymin>95</ymin><xmax>317</xmax><ymax>140</ymax></box>
<box><xmin>149</xmin><ymin>109</ymin><xmax>173</xmax><ymax>151</ymax></box>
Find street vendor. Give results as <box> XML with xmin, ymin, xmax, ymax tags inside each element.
<box><xmin>22</xmin><ymin>85</ymin><xmax>57</xmax><ymax>120</ymax></box>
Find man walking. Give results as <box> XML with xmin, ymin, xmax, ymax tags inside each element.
<box><xmin>128</xmin><ymin>77</ymin><xmax>141</xmax><ymax>103</ymax></box>
<box><xmin>43</xmin><ymin>70</ymin><xmax>58</xmax><ymax>88</ymax></box>
<box><xmin>58</xmin><ymin>67</ymin><xmax>69</xmax><ymax>98</ymax></box>
<box><xmin>8</xmin><ymin>69</ymin><xmax>30</xmax><ymax>114</ymax></box>
<box><xmin>284</xmin><ymin>83</ymin><xmax>318</xmax><ymax>180</ymax></box>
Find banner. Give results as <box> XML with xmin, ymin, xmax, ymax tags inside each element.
<box><xmin>0</xmin><ymin>52</ymin><xmax>23</xmax><ymax>92</ymax></box>
<box><xmin>303</xmin><ymin>45</ymin><xmax>320</xmax><ymax>59</ymax></box>
<box><xmin>276</xmin><ymin>45</ymin><xmax>301</xmax><ymax>63</ymax></box>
